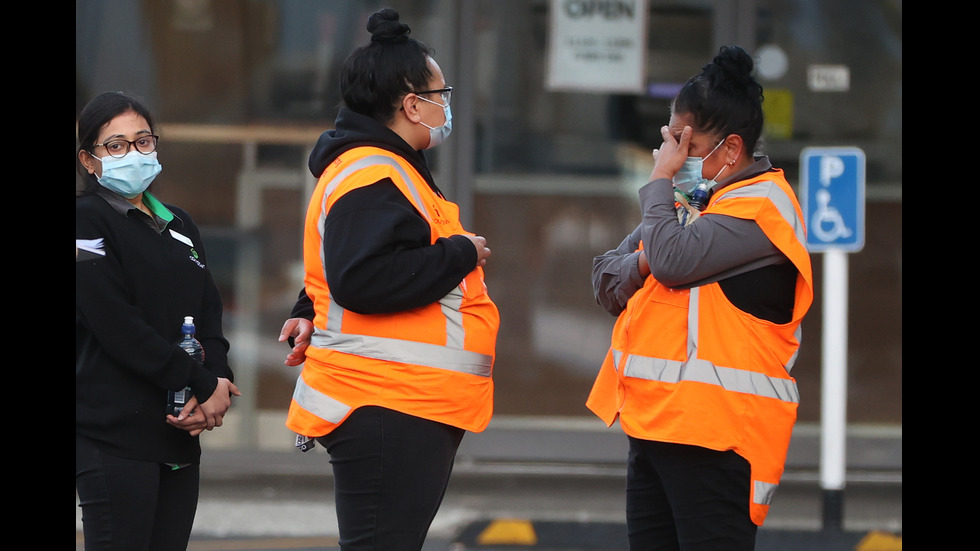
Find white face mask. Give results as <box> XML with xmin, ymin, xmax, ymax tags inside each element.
<box><xmin>417</xmin><ymin>95</ymin><xmax>453</xmax><ymax>149</ymax></box>
<box><xmin>672</xmin><ymin>139</ymin><xmax>726</xmax><ymax>196</ymax></box>
<box><xmin>95</xmin><ymin>150</ymin><xmax>162</xmax><ymax>198</ymax></box>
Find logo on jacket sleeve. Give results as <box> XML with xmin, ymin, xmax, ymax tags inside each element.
<box><xmin>76</xmin><ymin>238</ymin><xmax>105</xmax><ymax>262</ymax></box>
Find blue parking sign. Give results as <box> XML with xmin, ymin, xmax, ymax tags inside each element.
<box><xmin>799</xmin><ymin>147</ymin><xmax>865</xmax><ymax>252</ymax></box>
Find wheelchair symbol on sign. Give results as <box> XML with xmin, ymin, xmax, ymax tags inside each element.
<box><xmin>811</xmin><ymin>155</ymin><xmax>852</xmax><ymax>243</ymax></box>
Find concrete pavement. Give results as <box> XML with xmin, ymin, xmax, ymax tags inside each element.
<box><xmin>75</xmin><ymin>417</ymin><xmax>902</xmax><ymax>550</ymax></box>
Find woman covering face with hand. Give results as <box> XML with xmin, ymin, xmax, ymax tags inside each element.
<box><xmin>589</xmin><ymin>46</ymin><xmax>814</xmax><ymax>551</ymax></box>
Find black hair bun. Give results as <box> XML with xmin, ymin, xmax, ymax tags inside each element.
<box><xmin>368</xmin><ymin>8</ymin><xmax>411</xmax><ymax>44</ymax></box>
<box><xmin>712</xmin><ymin>45</ymin><xmax>755</xmax><ymax>86</ymax></box>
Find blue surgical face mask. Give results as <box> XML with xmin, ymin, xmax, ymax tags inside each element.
<box><xmin>672</xmin><ymin>139</ymin><xmax>726</xmax><ymax>196</ymax></box>
<box><xmin>96</xmin><ymin>150</ymin><xmax>162</xmax><ymax>198</ymax></box>
<box><xmin>417</xmin><ymin>95</ymin><xmax>453</xmax><ymax>149</ymax></box>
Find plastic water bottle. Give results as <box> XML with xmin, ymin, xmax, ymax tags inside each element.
<box><xmin>689</xmin><ymin>182</ymin><xmax>710</xmax><ymax>211</ymax></box>
<box><xmin>167</xmin><ymin>316</ymin><xmax>204</xmax><ymax>416</ymax></box>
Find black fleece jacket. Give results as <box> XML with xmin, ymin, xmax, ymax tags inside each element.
<box><xmin>76</xmin><ymin>189</ymin><xmax>233</xmax><ymax>463</ymax></box>
<box><xmin>290</xmin><ymin>108</ymin><xmax>478</xmax><ymax>319</ymax></box>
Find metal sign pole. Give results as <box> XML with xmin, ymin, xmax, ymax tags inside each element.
<box><xmin>819</xmin><ymin>248</ymin><xmax>848</xmax><ymax>531</ymax></box>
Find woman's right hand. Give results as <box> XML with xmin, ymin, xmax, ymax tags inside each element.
<box><xmin>166</xmin><ymin>395</ymin><xmax>207</xmax><ymax>436</ymax></box>
<box><xmin>650</xmin><ymin>125</ymin><xmax>692</xmax><ymax>181</ymax></box>
<box><xmin>279</xmin><ymin>317</ymin><xmax>314</xmax><ymax>366</ymax></box>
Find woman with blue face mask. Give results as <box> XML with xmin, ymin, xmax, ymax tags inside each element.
<box><xmin>76</xmin><ymin>91</ymin><xmax>240</xmax><ymax>550</ymax></box>
<box><xmin>589</xmin><ymin>46</ymin><xmax>814</xmax><ymax>550</ymax></box>
<box><xmin>277</xmin><ymin>8</ymin><xmax>498</xmax><ymax>551</ymax></box>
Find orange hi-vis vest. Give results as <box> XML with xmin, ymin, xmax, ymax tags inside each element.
<box><xmin>287</xmin><ymin>146</ymin><xmax>500</xmax><ymax>438</ymax></box>
<box><xmin>586</xmin><ymin>170</ymin><xmax>814</xmax><ymax>525</ymax></box>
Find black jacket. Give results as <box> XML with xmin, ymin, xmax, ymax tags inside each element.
<box><xmin>76</xmin><ymin>190</ymin><xmax>232</xmax><ymax>463</ymax></box>
<box><xmin>290</xmin><ymin>108</ymin><xmax>477</xmax><ymax>319</ymax></box>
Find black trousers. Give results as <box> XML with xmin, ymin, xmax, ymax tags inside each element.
<box><xmin>625</xmin><ymin>437</ymin><xmax>758</xmax><ymax>551</ymax></box>
<box><xmin>318</xmin><ymin>406</ymin><xmax>465</xmax><ymax>551</ymax></box>
<box><xmin>75</xmin><ymin>435</ymin><xmax>200</xmax><ymax>551</ymax></box>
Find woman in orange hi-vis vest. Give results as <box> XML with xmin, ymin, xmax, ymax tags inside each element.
<box><xmin>276</xmin><ymin>9</ymin><xmax>499</xmax><ymax>551</ymax></box>
<box><xmin>588</xmin><ymin>46</ymin><xmax>813</xmax><ymax>550</ymax></box>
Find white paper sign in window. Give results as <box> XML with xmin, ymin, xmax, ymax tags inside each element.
<box><xmin>546</xmin><ymin>0</ymin><xmax>648</xmax><ymax>93</ymax></box>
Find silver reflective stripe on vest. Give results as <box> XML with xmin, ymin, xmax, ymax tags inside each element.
<box><xmin>320</xmin><ymin>154</ymin><xmax>432</xmax><ymax>219</ymax></box>
<box><xmin>715</xmin><ymin>180</ymin><xmax>807</xmax><ymax>251</ymax></box>
<box><xmin>612</xmin><ymin>349</ymin><xmax>623</xmax><ymax>372</ymax></box>
<box><xmin>293</xmin><ymin>374</ymin><xmax>351</xmax><ymax>423</ymax></box>
<box><xmin>441</xmin><ymin>286</ymin><xmax>466</xmax><ymax>349</ymax></box>
<box><xmin>311</xmin><ymin>327</ymin><xmax>493</xmax><ymax>376</ymax></box>
<box><xmin>785</xmin><ymin>325</ymin><xmax>803</xmax><ymax>374</ymax></box>
<box><xmin>621</xmin><ymin>354</ymin><xmax>800</xmax><ymax>403</ymax></box>
<box><xmin>754</xmin><ymin>480</ymin><xmax>778</xmax><ymax>506</ymax></box>
<box><xmin>687</xmin><ymin>287</ymin><xmax>701</xmax><ymax>360</ymax></box>
<box><xmin>323</xmin><ymin>289</ymin><xmax>467</xmax><ymax>348</ymax></box>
